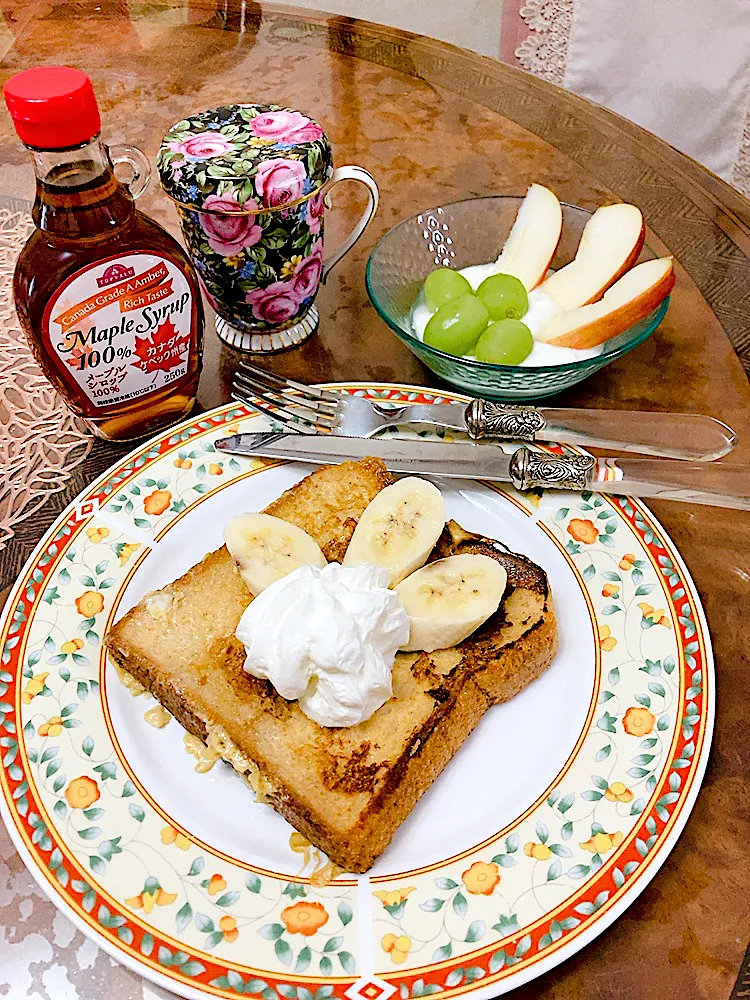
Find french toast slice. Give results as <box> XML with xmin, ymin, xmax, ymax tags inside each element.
<box><xmin>105</xmin><ymin>458</ymin><xmax>557</xmax><ymax>872</ymax></box>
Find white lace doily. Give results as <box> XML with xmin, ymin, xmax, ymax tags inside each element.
<box><xmin>515</xmin><ymin>0</ymin><xmax>575</xmax><ymax>86</ymax></box>
<box><xmin>0</xmin><ymin>207</ymin><xmax>92</xmax><ymax>555</ymax></box>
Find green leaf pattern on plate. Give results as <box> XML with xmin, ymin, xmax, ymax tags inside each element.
<box><xmin>371</xmin><ymin>476</ymin><xmax>692</xmax><ymax>978</ymax></box>
<box><xmin>0</xmin><ymin>393</ymin><xmax>708</xmax><ymax>994</ymax></box>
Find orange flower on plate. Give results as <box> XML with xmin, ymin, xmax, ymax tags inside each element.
<box><xmin>61</xmin><ymin>638</ymin><xmax>84</xmax><ymax>654</ymax></box>
<box><xmin>208</xmin><ymin>463</ymin><xmax>223</xmax><ymax>475</ymax></box>
<box><xmin>281</xmin><ymin>901</ymin><xmax>329</xmax><ymax>936</ymax></box>
<box><xmin>567</xmin><ymin>519</ymin><xmax>598</xmax><ymax>544</ymax></box>
<box><xmin>462</xmin><ymin>861</ymin><xmax>500</xmax><ymax>895</ymax></box>
<box><xmin>580</xmin><ymin>830</ymin><xmax>623</xmax><ymax>855</ymax></box>
<box><xmin>144</xmin><ymin>489</ymin><xmax>172</xmax><ymax>516</ymax></box>
<box><xmin>174</xmin><ymin>457</ymin><xmax>194</xmax><ymax>469</ymax></box>
<box><xmin>220</xmin><ymin>915</ymin><xmax>239</xmax><ymax>942</ymax></box>
<box><xmin>524</xmin><ymin>841</ymin><xmax>551</xmax><ymax>861</ymax></box>
<box><xmin>619</xmin><ymin>553</ymin><xmax>636</xmax><ymax>570</ymax></box>
<box><xmin>126</xmin><ymin>886</ymin><xmax>177</xmax><ymax>914</ymax></box>
<box><xmin>207</xmin><ymin>873</ymin><xmax>227</xmax><ymax>896</ymax></box>
<box><xmin>373</xmin><ymin>887</ymin><xmax>416</xmax><ymax>908</ymax></box>
<box><xmin>160</xmin><ymin>825</ymin><xmax>191</xmax><ymax>850</ymax></box>
<box><xmin>598</xmin><ymin>625</ymin><xmax>617</xmax><ymax>652</ymax></box>
<box><xmin>382</xmin><ymin>933</ymin><xmax>411</xmax><ymax>964</ymax></box>
<box><xmin>21</xmin><ymin>672</ymin><xmax>49</xmax><ymax>704</ymax></box>
<box><xmin>605</xmin><ymin>781</ymin><xmax>634</xmax><ymax>803</ymax></box>
<box><xmin>75</xmin><ymin>590</ymin><xmax>104</xmax><ymax>617</ymax></box>
<box><xmin>622</xmin><ymin>706</ymin><xmax>656</xmax><ymax>737</ymax></box>
<box><xmin>638</xmin><ymin>603</ymin><xmax>672</xmax><ymax>628</ymax></box>
<box><xmin>65</xmin><ymin>776</ymin><xmax>100</xmax><ymax>809</ymax></box>
<box><xmin>38</xmin><ymin>715</ymin><xmax>63</xmax><ymax>737</ymax></box>
<box><xmin>118</xmin><ymin>542</ymin><xmax>141</xmax><ymax>566</ymax></box>
<box><xmin>601</xmin><ymin>583</ymin><xmax>619</xmax><ymax>598</ymax></box>
<box><xmin>86</xmin><ymin>526</ymin><xmax>110</xmax><ymax>543</ymax></box>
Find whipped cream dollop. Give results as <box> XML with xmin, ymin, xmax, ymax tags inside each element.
<box><xmin>235</xmin><ymin>562</ymin><xmax>410</xmax><ymax>728</ymax></box>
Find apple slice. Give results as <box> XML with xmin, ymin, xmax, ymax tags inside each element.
<box><xmin>492</xmin><ymin>183</ymin><xmax>563</xmax><ymax>291</ymax></box>
<box><xmin>535</xmin><ymin>257</ymin><xmax>675</xmax><ymax>349</ymax></box>
<box><xmin>539</xmin><ymin>203</ymin><xmax>645</xmax><ymax>311</ymax></box>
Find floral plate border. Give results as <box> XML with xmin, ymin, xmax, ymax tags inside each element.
<box><xmin>0</xmin><ymin>385</ymin><xmax>713</xmax><ymax>1000</ymax></box>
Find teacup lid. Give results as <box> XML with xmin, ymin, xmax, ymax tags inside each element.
<box><xmin>157</xmin><ymin>103</ymin><xmax>333</xmax><ymax>212</ymax></box>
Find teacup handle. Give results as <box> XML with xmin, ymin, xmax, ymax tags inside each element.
<box><xmin>321</xmin><ymin>165</ymin><xmax>379</xmax><ymax>283</ymax></box>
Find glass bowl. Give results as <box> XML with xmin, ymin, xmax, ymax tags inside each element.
<box><xmin>365</xmin><ymin>196</ymin><xmax>668</xmax><ymax>400</ymax></box>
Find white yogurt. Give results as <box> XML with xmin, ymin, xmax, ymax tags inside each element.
<box><xmin>411</xmin><ymin>264</ymin><xmax>602</xmax><ymax>367</ymax></box>
<box><xmin>458</xmin><ymin>262</ymin><xmax>498</xmax><ymax>290</ymax></box>
<box><xmin>522</xmin><ymin>339</ymin><xmax>601</xmax><ymax>366</ymax></box>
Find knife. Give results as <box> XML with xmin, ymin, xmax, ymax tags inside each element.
<box><xmin>215</xmin><ymin>432</ymin><xmax>750</xmax><ymax>510</ymax></box>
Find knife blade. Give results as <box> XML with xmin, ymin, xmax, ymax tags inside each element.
<box><xmin>215</xmin><ymin>432</ymin><xmax>750</xmax><ymax>510</ymax></box>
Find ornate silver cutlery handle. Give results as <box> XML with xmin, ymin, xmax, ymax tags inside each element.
<box><xmin>464</xmin><ymin>401</ymin><xmax>735</xmax><ymax>462</ymax></box>
<box><xmin>508</xmin><ymin>447</ymin><xmax>750</xmax><ymax>509</ymax></box>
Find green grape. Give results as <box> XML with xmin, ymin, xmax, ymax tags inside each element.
<box><xmin>476</xmin><ymin>272</ymin><xmax>528</xmax><ymax>320</ymax></box>
<box><xmin>474</xmin><ymin>319</ymin><xmax>534</xmax><ymax>365</ymax></box>
<box><xmin>423</xmin><ymin>267</ymin><xmax>473</xmax><ymax>311</ymax></box>
<box><xmin>423</xmin><ymin>295</ymin><xmax>490</xmax><ymax>356</ymax></box>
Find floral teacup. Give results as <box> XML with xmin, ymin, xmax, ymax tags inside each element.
<box><xmin>158</xmin><ymin>105</ymin><xmax>378</xmax><ymax>352</ymax></box>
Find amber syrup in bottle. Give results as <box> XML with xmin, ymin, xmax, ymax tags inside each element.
<box><xmin>5</xmin><ymin>66</ymin><xmax>204</xmax><ymax>441</ymax></box>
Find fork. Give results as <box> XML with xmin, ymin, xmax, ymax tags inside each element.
<box><xmin>230</xmin><ymin>362</ymin><xmax>737</xmax><ymax>461</ymax></box>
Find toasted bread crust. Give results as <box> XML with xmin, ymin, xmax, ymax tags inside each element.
<box><xmin>105</xmin><ymin>459</ymin><xmax>557</xmax><ymax>872</ymax></box>
<box><xmin>264</xmin><ymin>456</ymin><xmax>393</xmax><ymax>563</ymax></box>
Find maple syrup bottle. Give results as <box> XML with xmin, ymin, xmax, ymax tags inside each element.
<box><xmin>5</xmin><ymin>66</ymin><xmax>204</xmax><ymax>441</ymax></box>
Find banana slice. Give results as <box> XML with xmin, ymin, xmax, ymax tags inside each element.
<box><xmin>343</xmin><ymin>477</ymin><xmax>445</xmax><ymax>586</ymax></box>
<box><xmin>224</xmin><ymin>513</ymin><xmax>325</xmax><ymax>595</ymax></box>
<box><xmin>395</xmin><ymin>553</ymin><xmax>507</xmax><ymax>652</ymax></box>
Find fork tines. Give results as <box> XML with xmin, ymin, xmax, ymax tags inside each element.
<box><xmin>231</xmin><ymin>361</ymin><xmax>339</xmax><ymax>434</ymax></box>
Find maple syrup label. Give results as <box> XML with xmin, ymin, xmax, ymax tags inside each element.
<box><xmin>42</xmin><ymin>252</ymin><xmax>194</xmax><ymax>408</ymax></box>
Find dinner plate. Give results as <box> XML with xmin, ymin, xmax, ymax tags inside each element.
<box><xmin>0</xmin><ymin>383</ymin><xmax>713</xmax><ymax>999</ymax></box>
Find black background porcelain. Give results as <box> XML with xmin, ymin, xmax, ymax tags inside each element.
<box><xmin>158</xmin><ymin>104</ymin><xmax>331</xmax><ymax>346</ymax></box>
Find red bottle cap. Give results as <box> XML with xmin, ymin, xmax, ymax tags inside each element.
<box><xmin>3</xmin><ymin>66</ymin><xmax>101</xmax><ymax>149</ymax></box>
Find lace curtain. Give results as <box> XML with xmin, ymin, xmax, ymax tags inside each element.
<box><xmin>508</xmin><ymin>0</ymin><xmax>750</xmax><ymax>198</ymax></box>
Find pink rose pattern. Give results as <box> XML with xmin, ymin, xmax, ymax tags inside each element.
<box><xmin>249</xmin><ymin>110</ymin><xmax>324</xmax><ymax>144</ymax></box>
<box><xmin>159</xmin><ymin>105</ymin><xmax>332</xmax><ymax>331</ymax></box>
<box><xmin>168</xmin><ymin>131</ymin><xmax>233</xmax><ymax>161</ymax></box>
<box><xmin>306</xmin><ymin>192</ymin><xmax>325</xmax><ymax>235</ymax></box>
<box><xmin>199</xmin><ymin>194</ymin><xmax>263</xmax><ymax>256</ymax></box>
<box><xmin>245</xmin><ymin>241</ymin><xmax>324</xmax><ymax>325</ymax></box>
<box><xmin>254</xmin><ymin>158</ymin><xmax>307</xmax><ymax>208</ymax></box>
<box><xmin>246</xmin><ymin>281</ymin><xmax>303</xmax><ymax>324</ymax></box>
<box><xmin>292</xmin><ymin>241</ymin><xmax>324</xmax><ymax>298</ymax></box>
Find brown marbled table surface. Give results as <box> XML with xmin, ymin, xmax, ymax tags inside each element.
<box><xmin>1</xmin><ymin>2</ymin><xmax>750</xmax><ymax>998</ymax></box>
